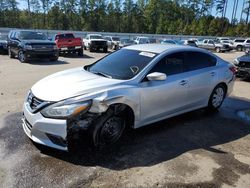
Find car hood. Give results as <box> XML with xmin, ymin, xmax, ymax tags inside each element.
<box><xmin>22</xmin><ymin>40</ymin><xmax>55</xmax><ymax>45</ymax></box>
<box><xmin>237</xmin><ymin>55</ymin><xmax>250</xmax><ymax>62</ymax></box>
<box><xmin>31</xmin><ymin>67</ymin><xmax>126</xmax><ymax>102</ymax></box>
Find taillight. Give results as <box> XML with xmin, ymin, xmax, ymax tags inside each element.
<box><xmin>229</xmin><ymin>66</ymin><xmax>237</xmax><ymax>75</ymax></box>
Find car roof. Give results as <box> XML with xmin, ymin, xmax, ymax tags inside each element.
<box><xmin>124</xmin><ymin>44</ymin><xmax>196</xmax><ymax>54</ymax></box>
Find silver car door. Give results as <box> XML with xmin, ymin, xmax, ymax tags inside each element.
<box><xmin>184</xmin><ymin>51</ymin><xmax>218</xmax><ymax>108</ymax></box>
<box><xmin>139</xmin><ymin>52</ymin><xmax>189</xmax><ymax>124</ymax></box>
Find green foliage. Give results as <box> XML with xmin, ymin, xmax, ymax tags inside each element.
<box><xmin>0</xmin><ymin>0</ymin><xmax>249</xmax><ymax>37</ymax></box>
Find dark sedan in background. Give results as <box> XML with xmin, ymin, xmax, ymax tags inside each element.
<box><xmin>234</xmin><ymin>50</ymin><xmax>250</xmax><ymax>79</ymax></box>
<box><xmin>0</xmin><ymin>33</ymin><xmax>8</xmax><ymax>54</ymax></box>
<box><xmin>7</xmin><ymin>30</ymin><xmax>59</xmax><ymax>63</ymax></box>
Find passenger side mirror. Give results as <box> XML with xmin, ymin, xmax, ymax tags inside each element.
<box><xmin>146</xmin><ymin>72</ymin><xmax>167</xmax><ymax>81</ymax></box>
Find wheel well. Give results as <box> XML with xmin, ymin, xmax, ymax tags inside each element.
<box><xmin>109</xmin><ymin>103</ymin><xmax>135</xmax><ymax>128</ymax></box>
<box><xmin>216</xmin><ymin>82</ymin><xmax>228</xmax><ymax>95</ymax></box>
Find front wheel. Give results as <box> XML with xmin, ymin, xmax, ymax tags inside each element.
<box><xmin>207</xmin><ymin>84</ymin><xmax>226</xmax><ymax>111</ymax></box>
<box><xmin>91</xmin><ymin>112</ymin><xmax>126</xmax><ymax>149</ymax></box>
<box><xmin>78</xmin><ymin>49</ymin><xmax>83</xmax><ymax>56</ymax></box>
<box><xmin>8</xmin><ymin>47</ymin><xmax>15</xmax><ymax>58</ymax></box>
<box><xmin>18</xmin><ymin>50</ymin><xmax>28</xmax><ymax>63</ymax></box>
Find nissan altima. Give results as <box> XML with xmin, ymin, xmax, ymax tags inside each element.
<box><xmin>22</xmin><ymin>44</ymin><xmax>236</xmax><ymax>151</ymax></box>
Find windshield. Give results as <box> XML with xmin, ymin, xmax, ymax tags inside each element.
<box><xmin>112</xmin><ymin>37</ymin><xmax>120</xmax><ymax>41</ymax></box>
<box><xmin>0</xmin><ymin>34</ymin><xmax>7</xmax><ymax>40</ymax></box>
<box><xmin>90</xmin><ymin>35</ymin><xmax>103</xmax><ymax>39</ymax></box>
<box><xmin>88</xmin><ymin>49</ymin><xmax>157</xmax><ymax>80</ymax></box>
<box><xmin>18</xmin><ymin>31</ymin><xmax>47</xmax><ymax>40</ymax></box>
<box><xmin>121</xmin><ymin>39</ymin><xmax>133</xmax><ymax>43</ymax></box>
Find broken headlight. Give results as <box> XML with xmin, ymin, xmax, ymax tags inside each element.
<box><xmin>41</xmin><ymin>100</ymin><xmax>91</xmax><ymax>119</ymax></box>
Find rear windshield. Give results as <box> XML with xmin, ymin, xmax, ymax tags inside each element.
<box><xmin>88</xmin><ymin>49</ymin><xmax>158</xmax><ymax>80</ymax></box>
<box><xmin>18</xmin><ymin>31</ymin><xmax>47</xmax><ymax>40</ymax></box>
<box><xmin>56</xmin><ymin>34</ymin><xmax>74</xmax><ymax>39</ymax></box>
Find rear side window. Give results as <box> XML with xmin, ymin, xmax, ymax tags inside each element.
<box><xmin>185</xmin><ymin>51</ymin><xmax>217</xmax><ymax>71</ymax></box>
<box><xmin>56</xmin><ymin>34</ymin><xmax>74</xmax><ymax>39</ymax></box>
<box><xmin>150</xmin><ymin>52</ymin><xmax>185</xmax><ymax>76</ymax></box>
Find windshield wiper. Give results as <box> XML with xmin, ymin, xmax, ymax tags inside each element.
<box><xmin>92</xmin><ymin>71</ymin><xmax>112</xmax><ymax>79</ymax></box>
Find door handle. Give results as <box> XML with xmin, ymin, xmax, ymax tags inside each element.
<box><xmin>179</xmin><ymin>80</ymin><xmax>188</xmax><ymax>86</ymax></box>
<box><xmin>210</xmin><ymin>72</ymin><xmax>216</xmax><ymax>76</ymax></box>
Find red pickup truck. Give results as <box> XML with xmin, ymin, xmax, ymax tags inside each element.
<box><xmin>54</xmin><ymin>33</ymin><xmax>83</xmax><ymax>56</ymax></box>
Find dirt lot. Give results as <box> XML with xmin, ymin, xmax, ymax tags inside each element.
<box><xmin>0</xmin><ymin>51</ymin><xmax>250</xmax><ymax>188</ymax></box>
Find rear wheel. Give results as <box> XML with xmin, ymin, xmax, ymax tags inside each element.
<box><xmin>18</xmin><ymin>50</ymin><xmax>28</xmax><ymax>63</ymax></box>
<box><xmin>78</xmin><ymin>49</ymin><xmax>83</xmax><ymax>56</ymax></box>
<box><xmin>215</xmin><ymin>47</ymin><xmax>221</xmax><ymax>53</ymax></box>
<box><xmin>207</xmin><ymin>84</ymin><xmax>226</xmax><ymax>111</ymax></box>
<box><xmin>8</xmin><ymin>47</ymin><xmax>15</xmax><ymax>58</ymax></box>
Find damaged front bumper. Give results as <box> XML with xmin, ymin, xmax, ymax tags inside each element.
<box><xmin>22</xmin><ymin>102</ymin><xmax>100</xmax><ymax>151</ymax></box>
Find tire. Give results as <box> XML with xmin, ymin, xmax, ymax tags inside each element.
<box><xmin>207</xmin><ymin>84</ymin><xmax>226</xmax><ymax>111</ymax></box>
<box><xmin>215</xmin><ymin>47</ymin><xmax>221</xmax><ymax>53</ymax></box>
<box><xmin>89</xmin><ymin>46</ymin><xmax>94</xmax><ymax>52</ymax></box>
<box><xmin>18</xmin><ymin>50</ymin><xmax>28</xmax><ymax>63</ymax></box>
<box><xmin>236</xmin><ymin>46</ymin><xmax>243</xmax><ymax>51</ymax></box>
<box><xmin>103</xmin><ymin>47</ymin><xmax>108</xmax><ymax>53</ymax></box>
<box><xmin>91</xmin><ymin>110</ymin><xmax>126</xmax><ymax>149</ymax></box>
<box><xmin>78</xmin><ymin>49</ymin><xmax>83</xmax><ymax>56</ymax></box>
<box><xmin>8</xmin><ymin>47</ymin><xmax>15</xmax><ymax>58</ymax></box>
<box><xmin>84</xmin><ymin>46</ymin><xmax>87</xmax><ymax>50</ymax></box>
<box><xmin>49</xmin><ymin>57</ymin><xmax>58</xmax><ymax>61</ymax></box>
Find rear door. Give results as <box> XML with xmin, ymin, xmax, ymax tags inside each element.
<box><xmin>184</xmin><ymin>51</ymin><xmax>217</xmax><ymax>108</ymax></box>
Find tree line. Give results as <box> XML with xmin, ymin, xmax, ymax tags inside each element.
<box><xmin>0</xmin><ymin>0</ymin><xmax>250</xmax><ymax>37</ymax></box>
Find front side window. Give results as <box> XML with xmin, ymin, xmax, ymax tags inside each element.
<box><xmin>149</xmin><ymin>52</ymin><xmax>185</xmax><ymax>76</ymax></box>
<box><xmin>185</xmin><ymin>51</ymin><xmax>216</xmax><ymax>71</ymax></box>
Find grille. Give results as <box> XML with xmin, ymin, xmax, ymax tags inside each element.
<box><xmin>27</xmin><ymin>92</ymin><xmax>47</xmax><ymax>112</ymax></box>
<box><xmin>92</xmin><ymin>41</ymin><xmax>106</xmax><ymax>45</ymax></box>
<box><xmin>32</xmin><ymin>44</ymin><xmax>54</xmax><ymax>51</ymax></box>
<box><xmin>238</xmin><ymin>61</ymin><xmax>250</xmax><ymax>68</ymax></box>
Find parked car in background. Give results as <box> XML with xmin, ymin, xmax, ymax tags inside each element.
<box><xmin>7</xmin><ymin>30</ymin><xmax>59</xmax><ymax>63</ymax></box>
<box><xmin>134</xmin><ymin>37</ymin><xmax>150</xmax><ymax>44</ymax></box>
<box><xmin>54</xmin><ymin>33</ymin><xmax>83</xmax><ymax>56</ymax></box>
<box><xmin>232</xmin><ymin>38</ymin><xmax>246</xmax><ymax>51</ymax></box>
<box><xmin>104</xmin><ymin>36</ymin><xmax>120</xmax><ymax>50</ymax></box>
<box><xmin>183</xmin><ymin>40</ymin><xmax>198</xmax><ymax>47</ymax></box>
<box><xmin>118</xmin><ymin>38</ymin><xmax>134</xmax><ymax>48</ymax></box>
<box><xmin>148</xmin><ymin>38</ymin><xmax>157</xmax><ymax>43</ymax></box>
<box><xmin>22</xmin><ymin>44</ymin><xmax>235</xmax><ymax>151</ymax></box>
<box><xmin>83</xmin><ymin>34</ymin><xmax>108</xmax><ymax>52</ymax></box>
<box><xmin>198</xmin><ymin>39</ymin><xmax>230</xmax><ymax>53</ymax></box>
<box><xmin>234</xmin><ymin>50</ymin><xmax>250</xmax><ymax>79</ymax></box>
<box><xmin>0</xmin><ymin>33</ymin><xmax>8</xmax><ymax>54</ymax></box>
<box><xmin>161</xmin><ymin>39</ymin><xmax>177</xmax><ymax>45</ymax></box>
<box><xmin>243</xmin><ymin>38</ymin><xmax>250</xmax><ymax>51</ymax></box>
<box><xmin>220</xmin><ymin>40</ymin><xmax>233</xmax><ymax>51</ymax></box>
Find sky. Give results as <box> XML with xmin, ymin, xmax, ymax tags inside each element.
<box><xmin>18</xmin><ymin>0</ymin><xmax>247</xmax><ymax>22</ymax></box>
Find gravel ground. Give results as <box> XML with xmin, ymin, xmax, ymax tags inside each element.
<box><xmin>0</xmin><ymin>50</ymin><xmax>250</xmax><ymax>188</ymax></box>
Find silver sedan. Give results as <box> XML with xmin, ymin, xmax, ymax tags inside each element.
<box><xmin>22</xmin><ymin>44</ymin><xmax>236</xmax><ymax>151</ymax></box>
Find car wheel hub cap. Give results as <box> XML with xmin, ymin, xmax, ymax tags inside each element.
<box><xmin>19</xmin><ymin>51</ymin><xmax>24</xmax><ymax>62</ymax></box>
<box><xmin>212</xmin><ymin>88</ymin><xmax>224</xmax><ymax>107</ymax></box>
<box><xmin>100</xmin><ymin>117</ymin><xmax>124</xmax><ymax>145</ymax></box>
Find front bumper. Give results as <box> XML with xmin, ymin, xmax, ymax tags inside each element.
<box><xmin>22</xmin><ymin>102</ymin><xmax>68</xmax><ymax>151</ymax></box>
<box><xmin>24</xmin><ymin>50</ymin><xmax>59</xmax><ymax>59</ymax></box>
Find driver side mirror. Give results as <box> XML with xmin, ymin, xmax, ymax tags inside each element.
<box><xmin>146</xmin><ymin>72</ymin><xmax>167</xmax><ymax>81</ymax></box>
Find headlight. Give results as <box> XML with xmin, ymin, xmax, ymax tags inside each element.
<box><xmin>234</xmin><ymin>58</ymin><xmax>239</xmax><ymax>65</ymax></box>
<box><xmin>24</xmin><ymin>44</ymin><xmax>32</xmax><ymax>50</ymax></box>
<box><xmin>41</xmin><ymin>100</ymin><xmax>91</xmax><ymax>119</ymax></box>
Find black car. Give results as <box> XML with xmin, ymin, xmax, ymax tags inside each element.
<box><xmin>234</xmin><ymin>51</ymin><xmax>250</xmax><ymax>79</ymax></box>
<box><xmin>0</xmin><ymin>33</ymin><xmax>8</xmax><ymax>54</ymax></box>
<box><xmin>7</xmin><ymin>30</ymin><xmax>59</xmax><ymax>63</ymax></box>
